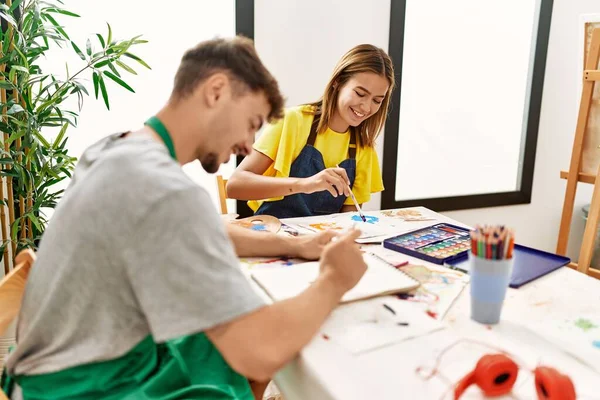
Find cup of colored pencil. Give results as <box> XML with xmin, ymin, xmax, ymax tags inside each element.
<box><xmin>468</xmin><ymin>225</ymin><xmax>515</xmax><ymax>325</ymax></box>
<box><xmin>470</xmin><ymin>225</ymin><xmax>514</xmax><ymax>260</ymax></box>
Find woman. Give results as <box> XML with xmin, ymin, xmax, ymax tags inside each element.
<box><xmin>227</xmin><ymin>44</ymin><xmax>395</xmax><ymax>218</ymax></box>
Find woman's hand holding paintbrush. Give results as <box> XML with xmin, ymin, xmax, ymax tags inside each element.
<box><xmin>299</xmin><ymin>168</ymin><xmax>351</xmax><ymax>198</ymax></box>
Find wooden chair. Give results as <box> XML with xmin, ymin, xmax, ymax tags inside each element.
<box><xmin>216</xmin><ymin>175</ymin><xmax>229</xmax><ymax>214</ymax></box>
<box><xmin>0</xmin><ymin>249</ymin><xmax>36</xmax><ymax>400</ymax></box>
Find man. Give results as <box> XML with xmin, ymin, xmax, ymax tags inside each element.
<box><xmin>3</xmin><ymin>36</ymin><xmax>367</xmax><ymax>399</ymax></box>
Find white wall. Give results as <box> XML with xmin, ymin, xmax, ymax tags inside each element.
<box><xmin>49</xmin><ymin>0</ymin><xmax>600</xmax><ymax>260</ymax></box>
<box><xmin>253</xmin><ymin>0</ymin><xmax>391</xmax><ymax>211</ymax></box>
<box><xmin>42</xmin><ymin>0</ymin><xmax>237</xmax><ymax>213</ymax></box>
<box><xmin>254</xmin><ymin>0</ymin><xmax>600</xmax><ymax>259</ymax></box>
<box><xmin>445</xmin><ymin>0</ymin><xmax>600</xmax><ymax>260</ymax></box>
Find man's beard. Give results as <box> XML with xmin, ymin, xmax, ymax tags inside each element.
<box><xmin>200</xmin><ymin>152</ymin><xmax>219</xmax><ymax>174</ymax></box>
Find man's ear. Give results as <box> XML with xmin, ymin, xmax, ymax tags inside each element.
<box><xmin>202</xmin><ymin>73</ymin><xmax>229</xmax><ymax>108</ymax></box>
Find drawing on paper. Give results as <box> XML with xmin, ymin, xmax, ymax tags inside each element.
<box><xmin>542</xmin><ymin>316</ymin><xmax>600</xmax><ymax>351</ymax></box>
<box><xmin>398</xmin><ymin>264</ymin><xmax>468</xmax><ymax>319</ymax></box>
<box><xmin>308</xmin><ymin>222</ymin><xmax>345</xmax><ymax>231</ymax></box>
<box><xmin>240</xmin><ymin>257</ymin><xmax>295</xmax><ymax>268</ymax></box>
<box><xmin>575</xmin><ymin>318</ymin><xmax>598</xmax><ymax>332</ymax></box>
<box><xmin>381</xmin><ymin>209</ymin><xmax>435</xmax><ymax>221</ymax></box>
<box><xmin>351</xmin><ymin>214</ymin><xmax>379</xmax><ymax>224</ymax></box>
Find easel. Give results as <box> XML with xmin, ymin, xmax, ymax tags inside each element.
<box><xmin>557</xmin><ymin>27</ymin><xmax>600</xmax><ymax>279</ymax></box>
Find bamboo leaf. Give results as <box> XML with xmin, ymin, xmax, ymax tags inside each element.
<box><xmin>116</xmin><ymin>60</ymin><xmax>136</xmax><ymax>75</ymax></box>
<box><xmin>93</xmin><ymin>59</ymin><xmax>110</xmax><ymax>68</ymax></box>
<box><xmin>42</xmin><ymin>13</ymin><xmax>69</xmax><ymax>40</ymax></box>
<box><xmin>86</xmin><ymin>38</ymin><xmax>92</xmax><ymax>56</ymax></box>
<box><xmin>13</xmin><ymin>45</ymin><xmax>30</xmax><ymax>68</ymax></box>
<box><xmin>46</xmin><ymin>8</ymin><xmax>80</xmax><ymax>17</ymax></box>
<box><xmin>0</xmin><ymin>12</ymin><xmax>17</xmax><ymax>27</ymax></box>
<box><xmin>107</xmin><ymin>62</ymin><xmax>120</xmax><ymax>77</ymax></box>
<box><xmin>93</xmin><ymin>71</ymin><xmax>99</xmax><ymax>99</ymax></box>
<box><xmin>103</xmin><ymin>70</ymin><xmax>134</xmax><ymax>93</ymax></box>
<box><xmin>7</xmin><ymin>131</ymin><xmax>24</xmax><ymax>145</ymax></box>
<box><xmin>96</xmin><ymin>33</ymin><xmax>105</xmax><ymax>48</ymax></box>
<box><xmin>53</xmin><ymin>123</ymin><xmax>68</xmax><ymax>149</ymax></box>
<box><xmin>0</xmin><ymin>80</ymin><xmax>13</xmax><ymax>89</ymax></box>
<box><xmin>32</xmin><ymin>130</ymin><xmax>51</xmax><ymax>147</ymax></box>
<box><xmin>1</xmin><ymin>170</ymin><xmax>19</xmax><ymax>178</ymax></box>
<box><xmin>7</xmin><ymin>104</ymin><xmax>25</xmax><ymax>114</ymax></box>
<box><xmin>11</xmin><ymin>218</ymin><xmax>20</xmax><ymax>241</ymax></box>
<box><xmin>27</xmin><ymin>213</ymin><xmax>42</xmax><ymax>232</ymax></box>
<box><xmin>98</xmin><ymin>74</ymin><xmax>109</xmax><ymax>109</ymax></box>
<box><xmin>10</xmin><ymin>65</ymin><xmax>29</xmax><ymax>74</ymax></box>
<box><xmin>74</xmin><ymin>80</ymin><xmax>89</xmax><ymax>95</ymax></box>
<box><xmin>9</xmin><ymin>0</ymin><xmax>24</xmax><ymax>13</ymax></box>
<box><xmin>71</xmin><ymin>40</ymin><xmax>85</xmax><ymax>60</ymax></box>
<box><xmin>107</xmin><ymin>23</ymin><xmax>112</xmax><ymax>47</ymax></box>
<box><xmin>123</xmin><ymin>52</ymin><xmax>151</xmax><ymax>69</ymax></box>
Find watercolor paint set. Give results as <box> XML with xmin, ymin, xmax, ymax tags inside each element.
<box><xmin>383</xmin><ymin>223</ymin><xmax>471</xmax><ymax>265</ymax></box>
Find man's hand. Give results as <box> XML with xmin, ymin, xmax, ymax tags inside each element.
<box><xmin>318</xmin><ymin>229</ymin><xmax>367</xmax><ymax>296</ymax></box>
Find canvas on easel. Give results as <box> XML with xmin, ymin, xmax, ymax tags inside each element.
<box><xmin>557</xmin><ymin>26</ymin><xmax>600</xmax><ymax>279</ymax></box>
<box><xmin>579</xmin><ymin>17</ymin><xmax>600</xmax><ymax>177</ymax></box>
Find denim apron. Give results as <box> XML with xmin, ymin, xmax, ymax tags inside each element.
<box><xmin>255</xmin><ymin>117</ymin><xmax>357</xmax><ymax>218</ymax></box>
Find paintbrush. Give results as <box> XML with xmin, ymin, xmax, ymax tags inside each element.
<box><xmin>348</xmin><ymin>189</ymin><xmax>366</xmax><ymax>222</ymax></box>
<box><xmin>336</xmin><ymin>164</ymin><xmax>366</xmax><ymax>222</ymax></box>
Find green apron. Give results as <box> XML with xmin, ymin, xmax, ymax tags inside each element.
<box><xmin>3</xmin><ymin>333</ymin><xmax>253</xmax><ymax>399</ymax></box>
<box><xmin>1</xmin><ymin>117</ymin><xmax>254</xmax><ymax>399</ymax></box>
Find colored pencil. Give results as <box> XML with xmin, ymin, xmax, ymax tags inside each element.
<box><xmin>470</xmin><ymin>225</ymin><xmax>514</xmax><ymax>260</ymax></box>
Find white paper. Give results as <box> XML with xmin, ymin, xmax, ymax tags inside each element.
<box><xmin>251</xmin><ymin>254</ymin><xmax>419</xmax><ymax>303</ymax></box>
<box><xmin>321</xmin><ymin>298</ymin><xmax>445</xmax><ymax>354</ymax></box>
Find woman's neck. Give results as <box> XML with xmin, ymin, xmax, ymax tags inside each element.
<box><xmin>327</xmin><ymin>111</ymin><xmax>350</xmax><ymax>133</ymax></box>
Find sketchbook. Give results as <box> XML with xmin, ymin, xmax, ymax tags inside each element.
<box><xmin>251</xmin><ymin>254</ymin><xmax>420</xmax><ymax>303</ymax></box>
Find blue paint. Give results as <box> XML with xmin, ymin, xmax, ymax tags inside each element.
<box><xmin>593</xmin><ymin>340</ymin><xmax>600</xmax><ymax>349</ymax></box>
<box><xmin>351</xmin><ymin>215</ymin><xmax>379</xmax><ymax>224</ymax></box>
<box><xmin>251</xmin><ymin>224</ymin><xmax>267</xmax><ymax>231</ymax></box>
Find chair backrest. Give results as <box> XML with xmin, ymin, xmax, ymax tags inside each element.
<box><xmin>0</xmin><ymin>250</ymin><xmax>35</xmax><ymax>399</ymax></box>
<box><xmin>0</xmin><ymin>384</ymin><xmax>8</xmax><ymax>399</ymax></box>
<box><xmin>216</xmin><ymin>175</ymin><xmax>228</xmax><ymax>214</ymax></box>
<box><xmin>0</xmin><ymin>250</ymin><xmax>36</xmax><ymax>337</ymax></box>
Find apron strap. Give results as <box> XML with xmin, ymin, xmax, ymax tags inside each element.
<box><xmin>306</xmin><ymin>113</ymin><xmax>358</xmax><ymax>160</ymax></box>
<box><xmin>306</xmin><ymin>115</ymin><xmax>319</xmax><ymax>146</ymax></box>
<box><xmin>348</xmin><ymin>129</ymin><xmax>357</xmax><ymax>160</ymax></box>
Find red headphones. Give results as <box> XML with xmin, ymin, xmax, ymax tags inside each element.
<box><xmin>416</xmin><ymin>340</ymin><xmax>576</xmax><ymax>400</ymax></box>
<box><xmin>454</xmin><ymin>353</ymin><xmax>575</xmax><ymax>400</ymax></box>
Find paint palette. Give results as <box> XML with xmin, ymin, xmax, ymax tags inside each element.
<box><xmin>383</xmin><ymin>223</ymin><xmax>471</xmax><ymax>264</ymax></box>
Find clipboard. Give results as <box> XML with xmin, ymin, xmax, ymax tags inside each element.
<box><xmin>446</xmin><ymin>244</ymin><xmax>571</xmax><ymax>288</ymax></box>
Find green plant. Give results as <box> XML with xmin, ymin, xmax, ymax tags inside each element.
<box><xmin>0</xmin><ymin>0</ymin><xmax>150</xmax><ymax>272</ymax></box>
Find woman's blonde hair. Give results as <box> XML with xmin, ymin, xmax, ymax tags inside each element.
<box><xmin>305</xmin><ymin>44</ymin><xmax>395</xmax><ymax>148</ymax></box>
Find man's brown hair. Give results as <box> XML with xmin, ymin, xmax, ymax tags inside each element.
<box><xmin>173</xmin><ymin>36</ymin><xmax>284</xmax><ymax>121</ymax></box>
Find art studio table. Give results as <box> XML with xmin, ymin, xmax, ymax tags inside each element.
<box><xmin>242</xmin><ymin>208</ymin><xmax>600</xmax><ymax>400</ymax></box>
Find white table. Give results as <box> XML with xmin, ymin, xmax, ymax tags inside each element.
<box><xmin>247</xmin><ymin>208</ymin><xmax>600</xmax><ymax>400</ymax></box>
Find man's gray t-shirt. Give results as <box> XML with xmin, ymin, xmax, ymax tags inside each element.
<box><xmin>7</xmin><ymin>133</ymin><xmax>266</xmax><ymax>376</ymax></box>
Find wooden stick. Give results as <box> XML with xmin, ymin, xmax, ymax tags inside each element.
<box><xmin>557</xmin><ymin>28</ymin><xmax>600</xmax><ymax>255</ymax></box>
<box><xmin>20</xmin><ymin>95</ymin><xmax>31</xmax><ymax>239</ymax></box>
<box><xmin>3</xmin><ymin>7</ymin><xmax>17</xmax><ymax>258</ymax></box>
<box><xmin>13</xmin><ymin>80</ymin><xmax>25</xmax><ymax>242</ymax></box>
<box><xmin>0</xmin><ymin>59</ymin><xmax>8</xmax><ymax>275</ymax></box>
<box><xmin>0</xmin><ymin>57</ymin><xmax>11</xmax><ymax>272</ymax></box>
<box><xmin>577</xmin><ymin>161</ymin><xmax>600</xmax><ymax>275</ymax></box>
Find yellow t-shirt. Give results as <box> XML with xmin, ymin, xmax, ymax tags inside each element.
<box><xmin>248</xmin><ymin>105</ymin><xmax>384</xmax><ymax>212</ymax></box>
